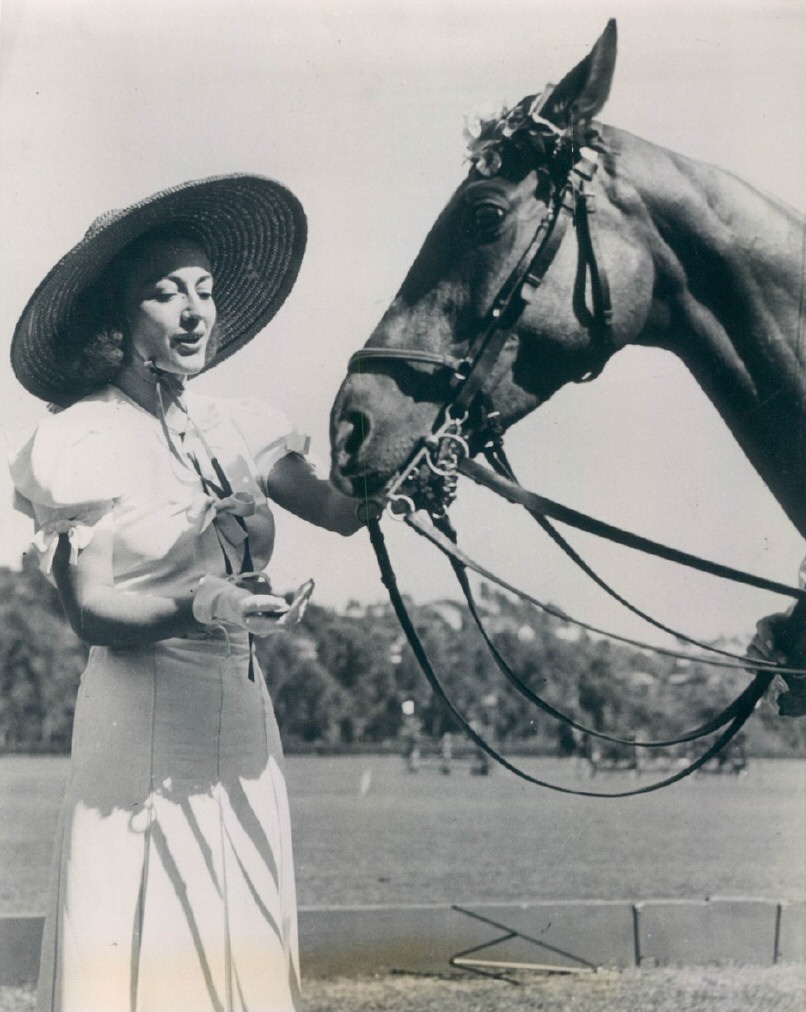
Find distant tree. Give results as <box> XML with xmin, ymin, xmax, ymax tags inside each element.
<box><xmin>0</xmin><ymin>558</ymin><xmax>86</xmax><ymax>750</ymax></box>
<box><xmin>1</xmin><ymin>564</ymin><xmax>803</xmax><ymax>758</ymax></box>
<box><xmin>271</xmin><ymin>656</ymin><xmax>351</xmax><ymax>745</ymax></box>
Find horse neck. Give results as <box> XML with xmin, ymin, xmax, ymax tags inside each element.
<box><xmin>613</xmin><ymin>127</ymin><xmax>806</xmax><ymax>537</ymax></box>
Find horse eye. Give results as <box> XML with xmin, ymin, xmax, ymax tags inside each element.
<box><xmin>466</xmin><ymin>201</ymin><xmax>507</xmax><ymax>243</ymax></box>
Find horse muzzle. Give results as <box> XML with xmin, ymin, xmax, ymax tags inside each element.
<box><xmin>329</xmin><ymin>373</ymin><xmax>443</xmax><ymax>498</ymax></box>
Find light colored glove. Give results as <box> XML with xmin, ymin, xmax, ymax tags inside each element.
<box><xmin>192</xmin><ymin>575</ymin><xmax>289</xmax><ymax>637</ymax></box>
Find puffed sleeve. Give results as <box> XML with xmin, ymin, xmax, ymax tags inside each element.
<box><xmin>8</xmin><ymin>406</ymin><xmax>124</xmax><ymax>572</ymax></box>
<box><xmin>225</xmin><ymin>397</ymin><xmax>311</xmax><ymax>489</ymax></box>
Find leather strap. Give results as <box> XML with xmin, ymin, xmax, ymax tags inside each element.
<box><xmin>349</xmin><ymin>348</ymin><xmax>464</xmax><ymax>373</ymax></box>
<box><xmin>436</xmin><ymin>516</ymin><xmax>772</xmax><ymax>748</ymax></box>
<box><xmin>405</xmin><ymin>510</ymin><xmax>804</xmax><ymax>674</ymax></box>
<box><xmin>459</xmin><ymin>458</ymin><xmax>806</xmax><ymax>603</ymax></box>
<box><xmin>573</xmin><ymin>182</ymin><xmax>615</xmax><ymax>382</ymax></box>
<box><xmin>347</xmin><ymin>177</ymin><xmax>580</xmax><ymax>420</ymax></box>
<box><xmin>367</xmin><ymin>516</ymin><xmax>771</xmax><ymax>798</ymax></box>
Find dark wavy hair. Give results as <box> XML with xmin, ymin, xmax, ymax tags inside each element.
<box><xmin>57</xmin><ymin>226</ymin><xmax>222</xmax><ymax>402</ymax></box>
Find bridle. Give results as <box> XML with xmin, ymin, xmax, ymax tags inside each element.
<box><xmin>348</xmin><ymin>129</ymin><xmax>614</xmax><ymax>483</ymax></box>
<box><xmin>347</xmin><ymin>119</ymin><xmax>616</xmax><ymax>521</ymax></box>
<box><xmin>344</xmin><ymin>124</ymin><xmax>806</xmax><ymax>797</ymax></box>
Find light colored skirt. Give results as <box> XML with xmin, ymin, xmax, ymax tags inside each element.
<box><xmin>37</xmin><ymin>633</ymin><xmax>300</xmax><ymax>1012</ymax></box>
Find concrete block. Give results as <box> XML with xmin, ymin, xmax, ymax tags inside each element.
<box><xmin>776</xmin><ymin>901</ymin><xmax>806</xmax><ymax>963</ymax></box>
<box><xmin>299</xmin><ymin>901</ymin><xmax>635</xmax><ymax>977</ymax></box>
<box><xmin>299</xmin><ymin>904</ymin><xmax>454</xmax><ymax>977</ymax></box>
<box><xmin>448</xmin><ymin>902</ymin><xmax>635</xmax><ymax>971</ymax></box>
<box><xmin>0</xmin><ymin>916</ymin><xmax>43</xmax><ymax>985</ymax></box>
<box><xmin>636</xmin><ymin>898</ymin><xmax>779</xmax><ymax>966</ymax></box>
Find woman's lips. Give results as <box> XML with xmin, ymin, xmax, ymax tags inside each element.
<box><xmin>172</xmin><ymin>333</ymin><xmax>205</xmax><ymax>352</ymax></box>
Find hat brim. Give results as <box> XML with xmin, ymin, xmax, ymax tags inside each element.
<box><xmin>11</xmin><ymin>174</ymin><xmax>307</xmax><ymax>404</ymax></box>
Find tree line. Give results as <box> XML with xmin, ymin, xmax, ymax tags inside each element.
<box><xmin>1</xmin><ymin>560</ymin><xmax>804</xmax><ymax>759</ymax></box>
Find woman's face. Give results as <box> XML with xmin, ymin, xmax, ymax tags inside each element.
<box><xmin>122</xmin><ymin>237</ymin><xmax>217</xmax><ymax>376</ymax></box>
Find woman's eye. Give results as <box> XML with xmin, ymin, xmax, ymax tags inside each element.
<box><xmin>466</xmin><ymin>202</ymin><xmax>507</xmax><ymax>242</ymax></box>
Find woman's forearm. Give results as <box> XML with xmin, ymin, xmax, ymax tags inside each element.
<box><xmin>266</xmin><ymin>452</ymin><xmax>364</xmax><ymax>535</ymax></box>
<box><xmin>68</xmin><ymin>587</ymin><xmax>200</xmax><ymax>647</ymax></box>
<box><xmin>52</xmin><ymin>532</ymin><xmax>202</xmax><ymax>647</ymax></box>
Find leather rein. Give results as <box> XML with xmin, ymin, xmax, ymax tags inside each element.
<box><xmin>347</xmin><ymin>137</ymin><xmax>805</xmax><ymax>796</ymax></box>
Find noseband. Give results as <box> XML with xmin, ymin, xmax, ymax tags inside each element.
<box><xmin>347</xmin><ymin>136</ymin><xmax>614</xmax><ymax>512</ymax></box>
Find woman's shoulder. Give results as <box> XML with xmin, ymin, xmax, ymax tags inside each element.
<box><xmin>9</xmin><ymin>387</ymin><xmax>137</xmax><ymax>508</ymax></box>
<box><xmin>188</xmin><ymin>391</ymin><xmax>306</xmax><ymax>448</ymax></box>
<box><xmin>185</xmin><ymin>391</ymin><xmax>309</xmax><ymax>478</ymax></box>
<box><xmin>28</xmin><ymin>386</ymin><xmax>144</xmax><ymax>442</ymax></box>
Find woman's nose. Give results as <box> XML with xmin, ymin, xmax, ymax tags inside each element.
<box><xmin>181</xmin><ymin>296</ymin><xmax>203</xmax><ymax>328</ymax></box>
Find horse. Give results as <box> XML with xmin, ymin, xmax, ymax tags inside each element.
<box><xmin>329</xmin><ymin>20</ymin><xmax>806</xmax><ymax>715</ymax></box>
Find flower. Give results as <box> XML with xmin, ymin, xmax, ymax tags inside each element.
<box><xmin>463</xmin><ymin>100</ymin><xmax>508</xmax><ymax>143</ymax></box>
<box><xmin>463</xmin><ymin>87</ymin><xmax>565</xmax><ymax>177</ymax></box>
<box><xmin>474</xmin><ymin>146</ymin><xmax>503</xmax><ymax>178</ymax></box>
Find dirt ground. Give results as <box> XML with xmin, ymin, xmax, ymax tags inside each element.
<box><xmin>2</xmin><ymin>965</ymin><xmax>805</xmax><ymax>1011</ymax></box>
<box><xmin>302</xmin><ymin>966</ymin><xmax>805</xmax><ymax>1011</ymax></box>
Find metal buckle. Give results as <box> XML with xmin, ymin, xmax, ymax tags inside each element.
<box><xmin>388</xmin><ymin>493</ymin><xmax>417</xmax><ymax>520</ymax></box>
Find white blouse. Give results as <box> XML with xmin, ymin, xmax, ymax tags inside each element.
<box><xmin>9</xmin><ymin>385</ymin><xmax>306</xmax><ymax>593</ymax></box>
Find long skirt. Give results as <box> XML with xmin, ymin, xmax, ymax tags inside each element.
<box><xmin>36</xmin><ymin>633</ymin><xmax>300</xmax><ymax>1012</ymax></box>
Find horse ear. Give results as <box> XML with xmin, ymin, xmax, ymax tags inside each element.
<box><xmin>542</xmin><ymin>20</ymin><xmax>617</xmax><ymax>131</ymax></box>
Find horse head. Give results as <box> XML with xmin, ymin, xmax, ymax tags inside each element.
<box><xmin>331</xmin><ymin>19</ymin><xmax>806</xmax><ymax>541</ymax></box>
<box><xmin>331</xmin><ymin>21</ymin><xmax>650</xmax><ymax>496</ymax></box>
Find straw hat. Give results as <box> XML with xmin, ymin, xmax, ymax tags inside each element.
<box><xmin>11</xmin><ymin>174</ymin><xmax>307</xmax><ymax>405</ymax></box>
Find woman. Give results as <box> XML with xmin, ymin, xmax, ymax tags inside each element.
<box><xmin>9</xmin><ymin>174</ymin><xmax>363</xmax><ymax>1011</ymax></box>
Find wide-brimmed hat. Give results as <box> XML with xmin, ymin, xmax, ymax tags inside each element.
<box><xmin>11</xmin><ymin>173</ymin><xmax>307</xmax><ymax>405</ymax></box>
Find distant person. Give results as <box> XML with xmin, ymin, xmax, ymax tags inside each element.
<box><xmin>468</xmin><ymin>717</ymin><xmax>492</xmax><ymax>776</ymax></box>
<box><xmin>557</xmin><ymin>723</ymin><xmax>579</xmax><ymax>759</ymax></box>
<box><xmin>401</xmin><ymin>705</ymin><xmax>423</xmax><ymax>773</ymax></box>
<box><xmin>9</xmin><ymin>176</ymin><xmax>366</xmax><ymax>1011</ymax></box>
<box><xmin>440</xmin><ymin>731</ymin><xmax>454</xmax><ymax>774</ymax></box>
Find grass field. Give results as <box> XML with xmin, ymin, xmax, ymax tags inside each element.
<box><xmin>2</xmin><ymin>754</ymin><xmax>804</xmax><ymax>913</ymax></box>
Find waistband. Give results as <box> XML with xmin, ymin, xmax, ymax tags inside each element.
<box><xmin>179</xmin><ymin>626</ymin><xmax>231</xmax><ymax>643</ymax></box>
<box><xmin>175</xmin><ymin>624</ymin><xmax>251</xmax><ymax>657</ymax></box>
<box><xmin>97</xmin><ymin>630</ymin><xmax>251</xmax><ymax>662</ymax></box>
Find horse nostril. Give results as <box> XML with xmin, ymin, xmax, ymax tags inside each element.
<box><xmin>343</xmin><ymin>412</ymin><xmax>370</xmax><ymax>456</ymax></box>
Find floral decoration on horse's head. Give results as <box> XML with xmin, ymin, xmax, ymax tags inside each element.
<box><xmin>464</xmin><ymin>87</ymin><xmax>566</xmax><ymax>178</ymax></box>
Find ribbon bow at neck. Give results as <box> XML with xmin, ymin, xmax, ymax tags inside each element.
<box><xmin>201</xmin><ymin>491</ymin><xmax>257</xmax><ymax>547</ymax></box>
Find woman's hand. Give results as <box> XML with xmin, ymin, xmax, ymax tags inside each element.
<box><xmin>193</xmin><ymin>575</ymin><xmax>290</xmax><ymax>636</ymax></box>
<box><xmin>241</xmin><ymin>594</ymin><xmax>291</xmax><ymax>635</ymax></box>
